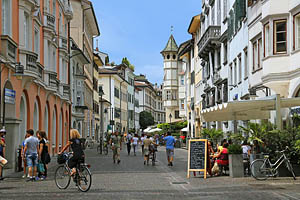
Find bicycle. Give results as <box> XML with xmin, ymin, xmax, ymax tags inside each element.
<box><xmin>55</xmin><ymin>152</ymin><xmax>92</xmax><ymax>192</ymax></box>
<box><xmin>103</xmin><ymin>141</ymin><xmax>108</xmax><ymax>155</ymax></box>
<box><xmin>149</xmin><ymin>144</ymin><xmax>157</xmax><ymax>166</ymax></box>
<box><xmin>250</xmin><ymin>147</ymin><xmax>296</xmax><ymax>181</ymax></box>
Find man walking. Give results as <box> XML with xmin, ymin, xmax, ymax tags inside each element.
<box><xmin>164</xmin><ymin>132</ymin><xmax>175</xmax><ymax>166</ymax></box>
<box><xmin>110</xmin><ymin>132</ymin><xmax>122</xmax><ymax>164</ymax></box>
<box><xmin>125</xmin><ymin>132</ymin><xmax>132</xmax><ymax>155</ymax></box>
<box><xmin>23</xmin><ymin>129</ymin><xmax>39</xmax><ymax>181</ymax></box>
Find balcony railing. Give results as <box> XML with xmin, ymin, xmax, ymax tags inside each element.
<box><xmin>37</xmin><ymin>62</ymin><xmax>44</xmax><ymax>80</ymax></box>
<box><xmin>59</xmin><ymin>36</ymin><xmax>68</xmax><ymax>51</ymax></box>
<box><xmin>26</xmin><ymin>52</ymin><xmax>38</xmax><ymax>71</ymax></box>
<box><xmin>0</xmin><ymin>35</ymin><xmax>18</xmax><ymax>62</ymax></box>
<box><xmin>44</xmin><ymin>13</ymin><xmax>55</xmax><ymax>30</ymax></box>
<box><xmin>63</xmin><ymin>84</ymin><xmax>70</xmax><ymax>97</ymax></box>
<box><xmin>197</xmin><ymin>26</ymin><xmax>221</xmax><ymax>59</ymax></box>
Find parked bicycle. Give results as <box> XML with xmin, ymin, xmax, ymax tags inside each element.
<box><xmin>55</xmin><ymin>152</ymin><xmax>92</xmax><ymax>192</ymax></box>
<box><xmin>250</xmin><ymin>147</ymin><xmax>296</xmax><ymax>180</ymax></box>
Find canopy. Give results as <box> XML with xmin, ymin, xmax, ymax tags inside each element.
<box><xmin>200</xmin><ymin>95</ymin><xmax>300</xmax><ymax>130</ymax></box>
<box><xmin>148</xmin><ymin>128</ymin><xmax>162</xmax><ymax>133</ymax></box>
<box><xmin>181</xmin><ymin>127</ymin><xmax>188</xmax><ymax>132</ymax></box>
<box><xmin>143</xmin><ymin>127</ymin><xmax>152</xmax><ymax>133</ymax></box>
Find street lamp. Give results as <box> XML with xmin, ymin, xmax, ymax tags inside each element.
<box><xmin>99</xmin><ymin>86</ymin><xmax>104</xmax><ymax>154</ymax></box>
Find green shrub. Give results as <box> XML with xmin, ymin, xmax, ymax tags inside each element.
<box><xmin>228</xmin><ymin>144</ymin><xmax>243</xmax><ymax>154</ymax></box>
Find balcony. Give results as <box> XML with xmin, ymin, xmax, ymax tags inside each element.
<box><xmin>63</xmin><ymin>84</ymin><xmax>70</xmax><ymax>98</ymax></box>
<box><xmin>0</xmin><ymin>35</ymin><xmax>18</xmax><ymax>63</ymax></box>
<box><xmin>44</xmin><ymin>70</ymin><xmax>58</xmax><ymax>92</ymax></box>
<box><xmin>213</xmin><ymin>71</ymin><xmax>222</xmax><ymax>84</ymax></box>
<box><xmin>198</xmin><ymin>26</ymin><xmax>221</xmax><ymax>60</ymax></box>
<box><xmin>62</xmin><ymin>0</ymin><xmax>73</xmax><ymax>20</ymax></box>
<box><xmin>19</xmin><ymin>50</ymin><xmax>45</xmax><ymax>80</ymax></box>
<box><xmin>204</xmin><ymin>83</ymin><xmax>211</xmax><ymax>92</ymax></box>
<box><xmin>59</xmin><ymin>36</ymin><xmax>68</xmax><ymax>52</ymax></box>
<box><xmin>44</xmin><ymin>12</ymin><xmax>55</xmax><ymax>31</ymax></box>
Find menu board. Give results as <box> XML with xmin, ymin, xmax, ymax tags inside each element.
<box><xmin>187</xmin><ymin>139</ymin><xmax>207</xmax><ymax>179</ymax></box>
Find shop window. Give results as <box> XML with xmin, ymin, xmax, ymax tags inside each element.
<box><xmin>274</xmin><ymin>20</ymin><xmax>287</xmax><ymax>54</ymax></box>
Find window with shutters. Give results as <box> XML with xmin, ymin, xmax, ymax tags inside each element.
<box><xmin>274</xmin><ymin>20</ymin><xmax>287</xmax><ymax>54</ymax></box>
<box><xmin>212</xmin><ymin>5</ymin><xmax>215</xmax><ymax>25</ymax></box>
<box><xmin>114</xmin><ymin>87</ymin><xmax>119</xmax><ymax>99</ymax></box>
<box><xmin>264</xmin><ymin>23</ymin><xmax>270</xmax><ymax>57</ymax></box>
<box><xmin>229</xmin><ymin>63</ymin><xmax>233</xmax><ymax>86</ymax></box>
<box><xmin>223</xmin><ymin>42</ymin><xmax>228</xmax><ymax>64</ymax></box>
<box><xmin>252</xmin><ymin>37</ymin><xmax>262</xmax><ymax>72</ymax></box>
<box><xmin>244</xmin><ymin>48</ymin><xmax>248</xmax><ymax>79</ymax></box>
<box><xmin>294</xmin><ymin>13</ymin><xmax>300</xmax><ymax>50</ymax></box>
<box><xmin>217</xmin><ymin>0</ymin><xmax>221</xmax><ymax>25</ymax></box>
<box><xmin>234</xmin><ymin>59</ymin><xmax>237</xmax><ymax>85</ymax></box>
<box><xmin>238</xmin><ymin>55</ymin><xmax>242</xmax><ymax>83</ymax></box>
<box><xmin>253</xmin><ymin>41</ymin><xmax>258</xmax><ymax>71</ymax></box>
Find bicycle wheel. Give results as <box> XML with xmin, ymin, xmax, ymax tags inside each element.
<box><xmin>251</xmin><ymin>159</ymin><xmax>269</xmax><ymax>180</ymax></box>
<box><xmin>152</xmin><ymin>152</ymin><xmax>155</xmax><ymax>166</ymax></box>
<box><xmin>55</xmin><ymin>165</ymin><xmax>71</xmax><ymax>189</ymax></box>
<box><xmin>286</xmin><ymin>160</ymin><xmax>297</xmax><ymax>180</ymax></box>
<box><xmin>77</xmin><ymin>166</ymin><xmax>92</xmax><ymax>192</ymax></box>
<box><xmin>104</xmin><ymin>146</ymin><xmax>108</xmax><ymax>155</ymax></box>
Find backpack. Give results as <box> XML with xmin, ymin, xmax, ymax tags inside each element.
<box><xmin>79</xmin><ymin>138</ymin><xmax>87</xmax><ymax>150</ymax></box>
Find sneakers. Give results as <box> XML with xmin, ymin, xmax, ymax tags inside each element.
<box><xmin>117</xmin><ymin>160</ymin><xmax>120</xmax><ymax>164</ymax></box>
<box><xmin>113</xmin><ymin>159</ymin><xmax>116</xmax><ymax>164</ymax></box>
<box><xmin>22</xmin><ymin>175</ymin><xmax>26</xmax><ymax>179</ymax></box>
<box><xmin>144</xmin><ymin>161</ymin><xmax>146</xmax><ymax>165</ymax></box>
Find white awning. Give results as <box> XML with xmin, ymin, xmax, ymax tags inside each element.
<box><xmin>201</xmin><ymin>96</ymin><xmax>300</xmax><ymax>122</ymax></box>
<box><xmin>181</xmin><ymin>127</ymin><xmax>188</xmax><ymax>132</ymax></box>
<box><xmin>144</xmin><ymin>127</ymin><xmax>152</xmax><ymax>133</ymax></box>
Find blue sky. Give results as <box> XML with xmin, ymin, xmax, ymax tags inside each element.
<box><xmin>91</xmin><ymin>0</ymin><xmax>201</xmax><ymax>84</ymax></box>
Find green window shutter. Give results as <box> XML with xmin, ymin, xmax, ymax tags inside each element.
<box><xmin>234</xmin><ymin>2</ymin><xmax>238</xmax><ymax>33</ymax></box>
<box><xmin>227</xmin><ymin>14</ymin><xmax>231</xmax><ymax>39</ymax></box>
<box><xmin>240</xmin><ymin>0</ymin><xmax>246</xmax><ymax>18</ymax></box>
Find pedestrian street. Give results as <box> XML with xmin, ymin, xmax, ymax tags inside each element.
<box><xmin>1</xmin><ymin>146</ymin><xmax>300</xmax><ymax>200</ymax></box>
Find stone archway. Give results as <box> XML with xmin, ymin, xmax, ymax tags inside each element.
<box><xmin>52</xmin><ymin>106</ymin><xmax>57</xmax><ymax>151</ymax></box>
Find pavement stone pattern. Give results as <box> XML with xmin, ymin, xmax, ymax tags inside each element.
<box><xmin>1</xmin><ymin>145</ymin><xmax>300</xmax><ymax>199</ymax></box>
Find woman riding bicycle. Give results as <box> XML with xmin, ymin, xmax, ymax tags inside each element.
<box><xmin>59</xmin><ymin>129</ymin><xmax>85</xmax><ymax>176</ymax></box>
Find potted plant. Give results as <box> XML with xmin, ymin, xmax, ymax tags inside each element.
<box><xmin>228</xmin><ymin>144</ymin><xmax>244</xmax><ymax>178</ymax></box>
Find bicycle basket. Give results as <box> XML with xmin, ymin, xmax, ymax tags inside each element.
<box><xmin>57</xmin><ymin>154</ymin><xmax>67</xmax><ymax>164</ymax></box>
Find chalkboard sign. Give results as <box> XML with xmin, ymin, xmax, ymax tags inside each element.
<box><xmin>187</xmin><ymin>139</ymin><xmax>207</xmax><ymax>179</ymax></box>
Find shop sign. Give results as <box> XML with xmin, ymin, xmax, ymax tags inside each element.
<box><xmin>4</xmin><ymin>88</ymin><xmax>16</xmax><ymax>104</ymax></box>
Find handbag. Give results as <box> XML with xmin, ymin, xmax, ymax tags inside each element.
<box><xmin>211</xmin><ymin>161</ymin><xmax>219</xmax><ymax>175</ymax></box>
<box><xmin>0</xmin><ymin>155</ymin><xmax>7</xmax><ymax>167</ymax></box>
<box><xmin>37</xmin><ymin>161</ymin><xmax>45</xmax><ymax>173</ymax></box>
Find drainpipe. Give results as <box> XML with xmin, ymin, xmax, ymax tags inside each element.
<box><xmin>120</xmin><ymin>79</ymin><xmax>125</xmax><ymax>133</ymax></box>
<box><xmin>68</xmin><ymin>4</ymin><xmax>71</xmax><ymax>134</ymax></box>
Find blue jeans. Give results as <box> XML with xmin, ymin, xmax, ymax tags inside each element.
<box><xmin>26</xmin><ymin>153</ymin><xmax>38</xmax><ymax>167</ymax></box>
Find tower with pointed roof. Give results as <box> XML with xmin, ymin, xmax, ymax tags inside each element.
<box><xmin>161</xmin><ymin>35</ymin><xmax>180</xmax><ymax>123</ymax></box>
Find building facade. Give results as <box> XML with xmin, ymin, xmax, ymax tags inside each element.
<box><xmin>0</xmin><ymin>0</ymin><xmax>73</xmax><ymax>172</ymax></box>
<box><xmin>69</xmin><ymin>0</ymin><xmax>99</xmax><ymax>138</ymax></box>
<box><xmin>161</xmin><ymin>35</ymin><xmax>182</xmax><ymax>123</ymax></box>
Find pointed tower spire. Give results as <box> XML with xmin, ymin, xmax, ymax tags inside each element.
<box><xmin>161</xmin><ymin>34</ymin><xmax>178</xmax><ymax>54</ymax></box>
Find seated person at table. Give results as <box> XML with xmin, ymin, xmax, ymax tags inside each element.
<box><xmin>213</xmin><ymin>143</ymin><xmax>229</xmax><ymax>167</ymax></box>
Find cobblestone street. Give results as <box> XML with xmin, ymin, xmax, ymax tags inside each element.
<box><xmin>1</xmin><ymin>146</ymin><xmax>300</xmax><ymax>199</ymax></box>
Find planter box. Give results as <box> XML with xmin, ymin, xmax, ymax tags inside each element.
<box><xmin>229</xmin><ymin>154</ymin><xmax>244</xmax><ymax>178</ymax></box>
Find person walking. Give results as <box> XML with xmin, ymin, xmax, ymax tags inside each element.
<box><xmin>125</xmin><ymin>132</ymin><xmax>132</xmax><ymax>155</ymax></box>
<box><xmin>141</xmin><ymin>134</ymin><xmax>146</xmax><ymax>155</ymax></box>
<box><xmin>37</xmin><ymin>131</ymin><xmax>50</xmax><ymax>180</ymax></box>
<box><xmin>143</xmin><ymin>135</ymin><xmax>157</xmax><ymax>165</ymax></box>
<box><xmin>23</xmin><ymin>129</ymin><xmax>39</xmax><ymax>181</ymax></box>
<box><xmin>0</xmin><ymin>129</ymin><xmax>6</xmax><ymax>180</ymax></box>
<box><xmin>132</xmin><ymin>134</ymin><xmax>139</xmax><ymax>156</ymax></box>
<box><xmin>164</xmin><ymin>132</ymin><xmax>176</xmax><ymax>166</ymax></box>
<box><xmin>110</xmin><ymin>132</ymin><xmax>122</xmax><ymax>164</ymax></box>
<box><xmin>21</xmin><ymin>134</ymin><xmax>29</xmax><ymax>178</ymax></box>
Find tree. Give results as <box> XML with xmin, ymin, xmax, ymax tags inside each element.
<box><xmin>139</xmin><ymin>111</ymin><xmax>154</xmax><ymax>130</ymax></box>
<box><xmin>122</xmin><ymin>57</ymin><xmax>135</xmax><ymax>71</ymax></box>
